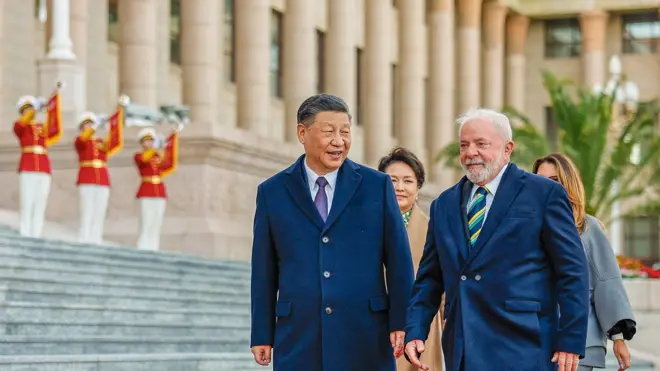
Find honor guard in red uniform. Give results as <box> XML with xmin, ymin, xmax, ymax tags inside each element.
<box><xmin>75</xmin><ymin>106</ymin><xmax>124</xmax><ymax>244</ymax></box>
<box><xmin>14</xmin><ymin>89</ymin><xmax>62</xmax><ymax>237</ymax></box>
<box><xmin>134</xmin><ymin>126</ymin><xmax>179</xmax><ymax>251</ymax></box>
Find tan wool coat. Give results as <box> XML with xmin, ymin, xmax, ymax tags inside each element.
<box><xmin>396</xmin><ymin>206</ymin><xmax>445</xmax><ymax>371</ymax></box>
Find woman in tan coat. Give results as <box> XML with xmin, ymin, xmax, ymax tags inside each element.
<box><xmin>378</xmin><ymin>147</ymin><xmax>444</xmax><ymax>371</ymax></box>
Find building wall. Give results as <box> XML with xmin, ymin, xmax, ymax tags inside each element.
<box><xmin>0</xmin><ymin>0</ymin><xmax>658</xmax><ymax>260</ymax></box>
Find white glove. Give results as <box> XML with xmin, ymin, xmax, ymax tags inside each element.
<box><xmin>154</xmin><ymin>135</ymin><xmax>165</xmax><ymax>149</ymax></box>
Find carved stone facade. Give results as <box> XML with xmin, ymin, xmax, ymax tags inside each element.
<box><xmin>0</xmin><ymin>0</ymin><xmax>659</xmax><ymax>260</ymax></box>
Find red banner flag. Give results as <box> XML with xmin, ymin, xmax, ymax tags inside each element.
<box><xmin>44</xmin><ymin>91</ymin><xmax>62</xmax><ymax>147</ymax></box>
<box><xmin>106</xmin><ymin>105</ymin><xmax>124</xmax><ymax>157</ymax></box>
<box><xmin>160</xmin><ymin>132</ymin><xmax>179</xmax><ymax>178</ymax></box>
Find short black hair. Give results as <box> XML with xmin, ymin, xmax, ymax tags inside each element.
<box><xmin>297</xmin><ymin>93</ymin><xmax>352</xmax><ymax>127</ymax></box>
<box><xmin>377</xmin><ymin>146</ymin><xmax>426</xmax><ymax>188</ymax></box>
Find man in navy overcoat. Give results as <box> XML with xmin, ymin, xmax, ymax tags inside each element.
<box><xmin>250</xmin><ymin>94</ymin><xmax>414</xmax><ymax>371</ymax></box>
<box><xmin>404</xmin><ymin>109</ymin><xmax>589</xmax><ymax>371</ymax></box>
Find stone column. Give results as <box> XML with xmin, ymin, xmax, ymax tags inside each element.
<box><xmin>505</xmin><ymin>14</ymin><xmax>529</xmax><ymax>112</ymax></box>
<box><xmin>69</xmin><ymin>0</ymin><xmax>86</xmax><ymax>65</ymax></box>
<box><xmin>482</xmin><ymin>0</ymin><xmax>507</xmax><ymax>110</ymax></box>
<box><xmin>397</xmin><ymin>0</ymin><xmax>426</xmax><ymax>162</ymax></box>
<box><xmin>457</xmin><ymin>0</ymin><xmax>482</xmax><ymax>113</ymax></box>
<box><xmin>427</xmin><ymin>0</ymin><xmax>455</xmax><ymax>187</ymax></box>
<box><xmin>364</xmin><ymin>0</ymin><xmax>393</xmax><ymax>165</ymax></box>
<box><xmin>118</xmin><ymin>0</ymin><xmax>158</xmax><ymax>106</ymax></box>
<box><xmin>85</xmin><ymin>0</ymin><xmax>109</xmax><ymax>112</ymax></box>
<box><xmin>157</xmin><ymin>1</ymin><xmax>171</xmax><ymax>105</ymax></box>
<box><xmin>283</xmin><ymin>0</ymin><xmax>316</xmax><ymax>141</ymax></box>
<box><xmin>181</xmin><ymin>0</ymin><xmax>220</xmax><ymax>134</ymax></box>
<box><xmin>235</xmin><ymin>0</ymin><xmax>270</xmax><ymax>137</ymax></box>
<box><xmin>39</xmin><ymin>0</ymin><xmax>85</xmax><ymax>128</ymax></box>
<box><xmin>325</xmin><ymin>0</ymin><xmax>356</xmax><ymax>114</ymax></box>
<box><xmin>580</xmin><ymin>10</ymin><xmax>608</xmax><ymax>87</ymax></box>
<box><xmin>46</xmin><ymin>0</ymin><xmax>75</xmax><ymax>60</ymax></box>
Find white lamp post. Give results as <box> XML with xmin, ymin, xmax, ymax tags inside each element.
<box><xmin>593</xmin><ymin>55</ymin><xmax>640</xmax><ymax>256</ymax></box>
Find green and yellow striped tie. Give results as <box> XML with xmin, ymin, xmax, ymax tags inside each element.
<box><xmin>467</xmin><ymin>186</ymin><xmax>489</xmax><ymax>246</ymax></box>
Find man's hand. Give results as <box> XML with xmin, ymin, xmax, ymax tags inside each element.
<box><xmin>613</xmin><ymin>339</ymin><xmax>631</xmax><ymax>370</ymax></box>
<box><xmin>404</xmin><ymin>339</ymin><xmax>430</xmax><ymax>370</ymax></box>
<box><xmin>390</xmin><ymin>331</ymin><xmax>405</xmax><ymax>358</ymax></box>
<box><xmin>251</xmin><ymin>345</ymin><xmax>272</xmax><ymax>366</ymax></box>
<box><xmin>551</xmin><ymin>351</ymin><xmax>580</xmax><ymax>371</ymax></box>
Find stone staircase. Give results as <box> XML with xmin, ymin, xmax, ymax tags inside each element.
<box><xmin>0</xmin><ymin>225</ymin><xmax>270</xmax><ymax>371</ymax></box>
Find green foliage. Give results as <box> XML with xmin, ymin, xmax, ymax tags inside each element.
<box><xmin>437</xmin><ymin>70</ymin><xmax>660</xmax><ymax>222</ymax></box>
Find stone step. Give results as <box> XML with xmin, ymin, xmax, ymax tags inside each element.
<box><xmin>3</xmin><ymin>314</ymin><xmax>248</xmax><ymax>337</ymax></box>
<box><xmin>0</xmin><ymin>335</ymin><xmax>250</xmax><ymax>355</ymax></box>
<box><xmin>0</xmin><ymin>301</ymin><xmax>249</xmax><ymax>328</ymax></box>
<box><xmin>0</xmin><ymin>333</ymin><xmax>249</xmax><ymax>355</ymax></box>
<box><xmin>0</xmin><ymin>255</ymin><xmax>251</xmax><ymax>292</ymax></box>
<box><xmin>0</xmin><ymin>284</ymin><xmax>249</xmax><ymax>311</ymax></box>
<box><xmin>0</xmin><ymin>235</ymin><xmax>251</xmax><ymax>275</ymax></box>
<box><xmin>0</xmin><ymin>353</ymin><xmax>270</xmax><ymax>371</ymax></box>
<box><xmin>0</xmin><ymin>246</ymin><xmax>251</xmax><ymax>282</ymax></box>
<box><xmin>0</xmin><ymin>269</ymin><xmax>249</xmax><ymax>300</ymax></box>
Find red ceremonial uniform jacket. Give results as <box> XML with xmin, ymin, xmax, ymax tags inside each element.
<box><xmin>75</xmin><ymin>126</ymin><xmax>122</xmax><ymax>187</ymax></box>
<box><xmin>134</xmin><ymin>133</ymin><xmax>178</xmax><ymax>199</ymax></box>
<box><xmin>13</xmin><ymin>121</ymin><xmax>52</xmax><ymax>174</ymax></box>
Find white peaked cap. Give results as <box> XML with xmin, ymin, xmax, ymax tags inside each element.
<box><xmin>137</xmin><ymin>127</ymin><xmax>156</xmax><ymax>142</ymax></box>
<box><xmin>16</xmin><ymin>95</ymin><xmax>38</xmax><ymax>113</ymax></box>
<box><xmin>78</xmin><ymin>111</ymin><xmax>99</xmax><ymax>126</ymax></box>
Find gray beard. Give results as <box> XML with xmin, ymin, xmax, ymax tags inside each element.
<box><xmin>462</xmin><ymin>153</ymin><xmax>505</xmax><ymax>184</ymax></box>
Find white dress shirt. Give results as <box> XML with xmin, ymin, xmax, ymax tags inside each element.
<box><xmin>466</xmin><ymin>163</ymin><xmax>509</xmax><ymax>224</ymax></box>
<box><xmin>304</xmin><ymin>158</ymin><xmax>338</xmax><ymax>213</ymax></box>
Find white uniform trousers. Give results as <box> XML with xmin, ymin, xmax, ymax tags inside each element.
<box><xmin>137</xmin><ymin>197</ymin><xmax>166</xmax><ymax>251</ymax></box>
<box><xmin>19</xmin><ymin>172</ymin><xmax>51</xmax><ymax>238</ymax></box>
<box><xmin>78</xmin><ymin>185</ymin><xmax>110</xmax><ymax>244</ymax></box>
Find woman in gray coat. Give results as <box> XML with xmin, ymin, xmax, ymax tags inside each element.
<box><xmin>534</xmin><ymin>153</ymin><xmax>636</xmax><ymax>371</ymax></box>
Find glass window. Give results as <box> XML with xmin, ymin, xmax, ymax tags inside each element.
<box><xmin>544</xmin><ymin>18</ymin><xmax>581</xmax><ymax>59</ymax></box>
<box><xmin>224</xmin><ymin>0</ymin><xmax>235</xmax><ymax>82</ymax></box>
<box><xmin>270</xmin><ymin>10</ymin><xmax>283</xmax><ymax>98</ymax></box>
<box><xmin>624</xmin><ymin>216</ymin><xmax>660</xmax><ymax>261</ymax></box>
<box><xmin>622</xmin><ymin>12</ymin><xmax>660</xmax><ymax>54</ymax></box>
<box><xmin>108</xmin><ymin>0</ymin><xmax>119</xmax><ymax>42</ymax></box>
<box><xmin>170</xmin><ymin>0</ymin><xmax>181</xmax><ymax>65</ymax></box>
<box><xmin>317</xmin><ymin>30</ymin><xmax>325</xmax><ymax>93</ymax></box>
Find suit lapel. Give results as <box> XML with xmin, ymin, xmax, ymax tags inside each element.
<box><xmin>284</xmin><ymin>155</ymin><xmax>324</xmax><ymax>230</ymax></box>
<box><xmin>324</xmin><ymin>159</ymin><xmax>362</xmax><ymax>231</ymax></box>
<box><xmin>449</xmin><ymin>177</ymin><xmax>471</xmax><ymax>262</ymax></box>
<box><xmin>464</xmin><ymin>163</ymin><xmax>526</xmax><ymax>268</ymax></box>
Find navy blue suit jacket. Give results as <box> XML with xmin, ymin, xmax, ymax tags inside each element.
<box><xmin>405</xmin><ymin>163</ymin><xmax>589</xmax><ymax>371</ymax></box>
<box><xmin>251</xmin><ymin>155</ymin><xmax>414</xmax><ymax>371</ymax></box>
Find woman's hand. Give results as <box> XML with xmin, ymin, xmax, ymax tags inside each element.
<box><xmin>613</xmin><ymin>339</ymin><xmax>631</xmax><ymax>370</ymax></box>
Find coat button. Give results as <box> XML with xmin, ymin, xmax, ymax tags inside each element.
<box><xmin>325</xmin><ymin>307</ymin><xmax>332</xmax><ymax>315</ymax></box>
<box><xmin>323</xmin><ymin>271</ymin><xmax>331</xmax><ymax>278</ymax></box>
<box><xmin>322</xmin><ymin>236</ymin><xmax>329</xmax><ymax>243</ymax></box>
<box><xmin>475</xmin><ymin>274</ymin><xmax>482</xmax><ymax>281</ymax></box>
<box><xmin>460</xmin><ymin>275</ymin><xmax>467</xmax><ymax>281</ymax></box>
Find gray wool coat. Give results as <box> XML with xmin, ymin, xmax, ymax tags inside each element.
<box><xmin>581</xmin><ymin>215</ymin><xmax>635</xmax><ymax>368</ymax></box>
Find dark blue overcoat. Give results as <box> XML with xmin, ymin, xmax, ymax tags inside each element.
<box><xmin>251</xmin><ymin>155</ymin><xmax>414</xmax><ymax>371</ymax></box>
<box><xmin>405</xmin><ymin>163</ymin><xmax>590</xmax><ymax>371</ymax></box>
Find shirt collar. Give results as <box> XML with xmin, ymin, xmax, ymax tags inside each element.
<box><xmin>472</xmin><ymin>162</ymin><xmax>509</xmax><ymax>197</ymax></box>
<box><xmin>304</xmin><ymin>157</ymin><xmax>339</xmax><ymax>191</ymax></box>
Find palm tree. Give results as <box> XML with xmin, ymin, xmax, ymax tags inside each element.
<box><xmin>437</xmin><ymin>70</ymin><xmax>660</xmax><ymax>222</ymax></box>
